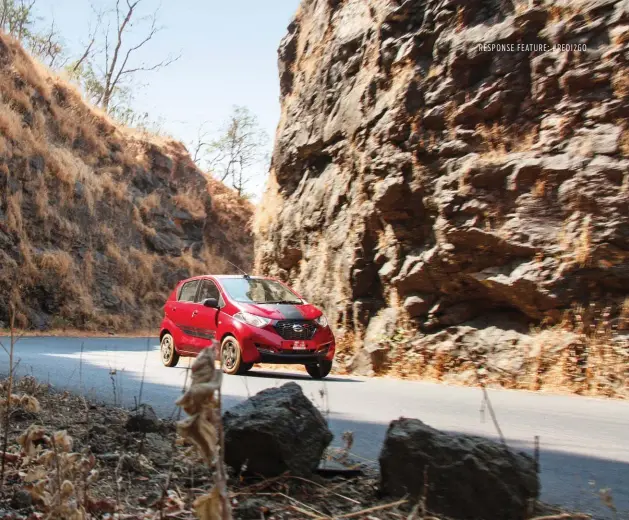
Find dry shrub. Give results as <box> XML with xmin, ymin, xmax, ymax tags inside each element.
<box><xmin>532</xmin><ymin>179</ymin><xmax>546</xmax><ymax>198</ymax></box>
<box><xmin>52</xmin><ymin>213</ymin><xmax>81</xmax><ymax>238</ymax></box>
<box><xmin>18</xmin><ymin>242</ymin><xmax>36</xmax><ymax>278</ymax></box>
<box><xmin>128</xmin><ymin>247</ymin><xmax>157</xmax><ymax>297</ymax></box>
<box><xmin>34</xmin><ymin>181</ymin><xmax>51</xmax><ymax>220</ymax></box>
<box><xmin>17</xmin><ymin>426</ymin><xmax>101</xmax><ymax>519</ymax></box>
<box><xmin>38</xmin><ymin>250</ymin><xmax>75</xmax><ymax>279</ymax></box>
<box><xmin>100</xmin><ymin>173</ymin><xmax>128</xmax><ymax>202</ymax></box>
<box><xmin>6</xmin><ymin>191</ymin><xmax>24</xmax><ymax>235</ymax></box>
<box><xmin>612</xmin><ymin>70</ymin><xmax>629</xmax><ymax>99</ymax></box>
<box><xmin>574</xmin><ymin>215</ymin><xmax>593</xmax><ymax>267</ymax></box>
<box><xmin>620</xmin><ymin>297</ymin><xmax>629</xmax><ymax>330</ymax></box>
<box><xmin>526</xmin><ymin>305</ymin><xmax>629</xmax><ymax>398</ymax></box>
<box><xmin>138</xmin><ymin>192</ymin><xmax>161</xmax><ymax>215</ymax></box>
<box><xmin>112</xmin><ymin>285</ymin><xmax>136</xmax><ymax>306</ymax></box>
<box><xmin>83</xmin><ymin>250</ymin><xmax>94</xmax><ymax>286</ymax></box>
<box><xmin>619</xmin><ymin>126</ymin><xmax>629</xmax><ymax>156</ymax></box>
<box><xmin>173</xmin><ymin>188</ymin><xmax>207</xmax><ymax>219</ymax></box>
<box><xmin>172</xmin><ymin>250</ymin><xmax>208</xmax><ymax>277</ymax></box>
<box><xmin>105</xmin><ymin>242</ymin><xmax>123</xmax><ymax>264</ymax></box>
<box><xmin>131</xmin><ymin>206</ymin><xmax>157</xmax><ymax>237</ymax></box>
<box><xmin>0</xmin><ymin>102</ymin><xmax>27</xmax><ymax>141</ymax></box>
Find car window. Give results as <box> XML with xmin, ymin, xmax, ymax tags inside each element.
<box><xmin>220</xmin><ymin>277</ymin><xmax>301</xmax><ymax>304</ymax></box>
<box><xmin>196</xmin><ymin>279</ymin><xmax>220</xmax><ymax>302</ymax></box>
<box><xmin>178</xmin><ymin>280</ymin><xmax>199</xmax><ymax>302</ymax></box>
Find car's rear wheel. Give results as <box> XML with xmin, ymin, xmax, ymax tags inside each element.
<box><xmin>161</xmin><ymin>333</ymin><xmax>179</xmax><ymax>367</ymax></box>
<box><xmin>305</xmin><ymin>360</ymin><xmax>332</xmax><ymax>379</ymax></box>
<box><xmin>221</xmin><ymin>336</ymin><xmax>249</xmax><ymax>375</ymax></box>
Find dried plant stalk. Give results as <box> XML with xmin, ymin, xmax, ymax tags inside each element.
<box><xmin>176</xmin><ymin>344</ymin><xmax>232</xmax><ymax>520</ymax></box>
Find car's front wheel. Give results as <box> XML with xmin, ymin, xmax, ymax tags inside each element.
<box><xmin>161</xmin><ymin>333</ymin><xmax>180</xmax><ymax>367</ymax></box>
<box><xmin>220</xmin><ymin>336</ymin><xmax>250</xmax><ymax>375</ymax></box>
<box><xmin>305</xmin><ymin>360</ymin><xmax>332</xmax><ymax>379</ymax></box>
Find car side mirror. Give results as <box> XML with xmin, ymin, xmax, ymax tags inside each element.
<box><xmin>202</xmin><ymin>298</ymin><xmax>219</xmax><ymax>309</ymax></box>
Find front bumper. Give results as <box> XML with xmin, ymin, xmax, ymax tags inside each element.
<box><xmin>257</xmin><ymin>350</ymin><xmax>331</xmax><ymax>364</ymax></box>
<box><xmin>235</xmin><ymin>320</ymin><xmax>336</xmax><ymax>364</ymax></box>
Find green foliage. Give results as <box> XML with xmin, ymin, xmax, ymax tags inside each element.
<box><xmin>0</xmin><ymin>0</ymin><xmax>65</xmax><ymax>66</ymax></box>
<box><xmin>196</xmin><ymin>106</ymin><xmax>270</xmax><ymax>197</ymax></box>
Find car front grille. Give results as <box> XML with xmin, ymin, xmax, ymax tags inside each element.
<box><xmin>274</xmin><ymin>320</ymin><xmax>317</xmax><ymax>340</ymax></box>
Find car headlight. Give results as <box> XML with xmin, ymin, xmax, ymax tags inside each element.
<box><xmin>234</xmin><ymin>312</ymin><xmax>271</xmax><ymax>328</ymax></box>
<box><xmin>315</xmin><ymin>314</ymin><xmax>328</xmax><ymax>328</ymax></box>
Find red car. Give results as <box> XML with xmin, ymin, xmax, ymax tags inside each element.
<box><xmin>159</xmin><ymin>275</ymin><xmax>336</xmax><ymax>379</ymax></box>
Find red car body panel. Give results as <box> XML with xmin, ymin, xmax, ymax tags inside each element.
<box><xmin>159</xmin><ymin>276</ymin><xmax>336</xmax><ymax>365</ymax></box>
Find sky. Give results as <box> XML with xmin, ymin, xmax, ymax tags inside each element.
<box><xmin>35</xmin><ymin>0</ymin><xmax>302</xmax><ymax>198</ymax></box>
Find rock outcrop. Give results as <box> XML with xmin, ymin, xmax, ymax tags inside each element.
<box><xmin>255</xmin><ymin>0</ymin><xmax>629</xmax><ymax>374</ymax></box>
<box><xmin>0</xmin><ymin>33</ymin><xmax>253</xmax><ymax>330</ymax></box>
<box><xmin>379</xmin><ymin>418</ymin><xmax>539</xmax><ymax>520</ymax></box>
<box><xmin>223</xmin><ymin>382</ymin><xmax>333</xmax><ymax>476</ymax></box>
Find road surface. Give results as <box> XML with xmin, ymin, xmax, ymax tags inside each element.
<box><xmin>3</xmin><ymin>336</ymin><xmax>628</xmax><ymax>519</ymax></box>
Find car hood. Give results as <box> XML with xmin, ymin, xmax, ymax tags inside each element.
<box><xmin>236</xmin><ymin>302</ymin><xmax>322</xmax><ymax>320</ymax></box>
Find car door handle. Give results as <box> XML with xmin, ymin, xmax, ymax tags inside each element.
<box><xmin>192</xmin><ymin>310</ymin><xmax>198</xmax><ymax>317</ymax></box>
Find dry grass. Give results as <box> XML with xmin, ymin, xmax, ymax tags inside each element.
<box><xmin>173</xmin><ymin>188</ymin><xmax>207</xmax><ymax>219</ymax></box>
<box><xmin>532</xmin><ymin>179</ymin><xmax>546</xmax><ymax>198</ymax></box>
<box><xmin>38</xmin><ymin>250</ymin><xmax>76</xmax><ymax>278</ymax></box>
<box><xmin>100</xmin><ymin>173</ymin><xmax>128</xmax><ymax>202</ymax></box>
<box><xmin>526</xmin><ymin>305</ymin><xmax>629</xmax><ymax>398</ymax></box>
<box><xmin>474</xmin><ymin>123</ymin><xmax>539</xmax><ymax>162</ymax></box>
<box><xmin>0</xmin><ymin>102</ymin><xmax>27</xmax><ymax>141</ymax></box>
<box><xmin>0</xmin><ymin>31</ymin><xmax>253</xmax><ymax>333</ymax></box>
<box><xmin>620</xmin><ymin>298</ymin><xmax>629</xmax><ymax>330</ymax></box>
<box><xmin>138</xmin><ymin>192</ymin><xmax>161</xmax><ymax>215</ymax></box>
<box><xmin>574</xmin><ymin>215</ymin><xmax>593</xmax><ymax>267</ymax></box>
<box><xmin>6</xmin><ymin>191</ymin><xmax>24</xmax><ymax>235</ymax></box>
<box><xmin>374</xmin><ymin>305</ymin><xmax>628</xmax><ymax>399</ymax></box>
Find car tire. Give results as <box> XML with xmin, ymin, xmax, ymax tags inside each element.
<box><xmin>305</xmin><ymin>360</ymin><xmax>332</xmax><ymax>380</ymax></box>
<box><xmin>221</xmin><ymin>336</ymin><xmax>249</xmax><ymax>375</ymax></box>
<box><xmin>161</xmin><ymin>333</ymin><xmax>180</xmax><ymax>367</ymax></box>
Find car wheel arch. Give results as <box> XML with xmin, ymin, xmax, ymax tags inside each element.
<box><xmin>219</xmin><ymin>331</ymin><xmax>237</xmax><ymax>344</ymax></box>
<box><xmin>160</xmin><ymin>329</ymin><xmax>171</xmax><ymax>341</ymax></box>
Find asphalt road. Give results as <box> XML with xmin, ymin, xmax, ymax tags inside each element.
<box><xmin>2</xmin><ymin>336</ymin><xmax>628</xmax><ymax>519</ymax></box>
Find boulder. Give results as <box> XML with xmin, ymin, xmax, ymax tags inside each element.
<box><xmin>379</xmin><ymin>418</ymin><xmax>539</xmax><ymax>520</ymax></box>
<box><xmin>223</xmin><ymin>383</ymin><xmax>333</xmax><ymax>476</ymax></box>
<box><xmin>125</xmin><ymin>404</ymin><xmax>161</xmax><ymax>433</ymax></box>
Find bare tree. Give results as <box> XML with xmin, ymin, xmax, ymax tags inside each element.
<box><xmin>94</xmin><ymin>0</ymin><xmax>179</xmax><ymax>112</ymax></box>
<box><xmin>201</xmin><ymin>106</ymin><xmax>270</xmax><ymax>196</ymax></box>
<box><xmin>26</xmin><ymin>18</ymin><xmax>64</xmax><ymax>68</ymax></box>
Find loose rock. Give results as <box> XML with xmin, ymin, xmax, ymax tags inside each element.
<box><xmin>379</xmin><ymin>418</ymin><xmax>539</xmax><ymax>520</ymax></box>
<box><xmin>223</xmin><ymin>382</ymin><xmax>333</xmax><ymax>476</ymax></box>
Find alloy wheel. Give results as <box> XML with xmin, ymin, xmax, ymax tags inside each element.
<box><xmin>222</xmin><ymin>340</ymin><xmax>238</xmax><ymax>371</ymax></box>
<box><xmin>161</xmin><ymin>335</ymin><xmax>173</xmax><ymax>364</ymax></box>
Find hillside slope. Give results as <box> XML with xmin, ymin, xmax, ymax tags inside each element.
<box><xmin>0</xmin><ymin>33</ymin><xmax>253</xmax><ymax>331</ymax></box>
<box><xmin>255</xmin><ymin>0</ymin><xmax>629</xmax><ymax>392</ymax></box>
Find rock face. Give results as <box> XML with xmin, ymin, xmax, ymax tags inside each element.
<box><xmin>255</xmin><ymin>0</ymin><xmax>629</xmax><ymax>370</ymax></box>
<box><xmin>223</xmin><ymin>382</ymin><xmax>333</xmax><ymax>476</ymax></box>
<box><xmin>380</xmin><ymin>418</ymin><xmax>539</xmax><ymax>520</ymax></box>
<box><xmin>0</xmin><ymin>34</ymin><xmax>253</xmax><ymax>330</ymax></box>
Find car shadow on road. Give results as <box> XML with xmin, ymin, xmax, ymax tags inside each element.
<box><xmin>241</xmin><ymin>369</ymin><xmax>363</xmax><ymax>383</ymax></box>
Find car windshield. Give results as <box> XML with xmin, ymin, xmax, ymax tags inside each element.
<box><xmin>220</xmin><ymin>278</ymin><xmax>302</xmax><ymax>304</ymax></box>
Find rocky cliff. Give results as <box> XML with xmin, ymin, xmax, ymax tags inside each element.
<box><xmin>0</xmin><ymin>33</ymin><xmax>253</xmax><ymax>331</ymax></box>
<box><xmin>255</xmin><ymin>0</ymin><xmax>629</xmax><ymax>391</ymax></box>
